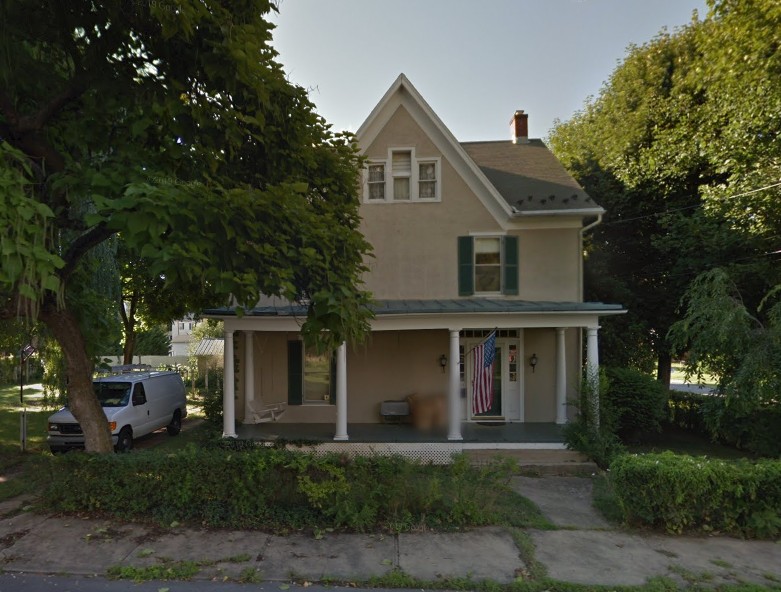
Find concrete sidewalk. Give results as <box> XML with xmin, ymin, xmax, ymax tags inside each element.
<box><xmin>1</xmin><ymin>477</ymin><xmax>780</xmax><ymax>588</ymax></box>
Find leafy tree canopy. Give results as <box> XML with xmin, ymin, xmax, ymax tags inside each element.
<box><xmin>549</xmin><ymin>0</ymin><xmax>781</xmax><ymax>383</ymax></box>
<box><xmin>0</xmin><ymin>0</ymin><xmax>372</xmax><ymax>451</ymax></box>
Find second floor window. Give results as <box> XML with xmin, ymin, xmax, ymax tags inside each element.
<box><xmin>364</xmin><ymin>148</ymin><xmax>440</xmax><ymax>203</ymax></box>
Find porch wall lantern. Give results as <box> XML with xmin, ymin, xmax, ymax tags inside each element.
<box><xmin>529</xmin><ymin>353</ymin><xmax>538</xmax><ymax>373</ymax></box>
<box><xmin>439</xmin><ymin>354</ymin><xmax>448</xmax><ymax>373</ymax></box>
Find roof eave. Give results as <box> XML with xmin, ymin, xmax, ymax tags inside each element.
<box><xmin>511</xmin><ymin>207</ymin><xmax>606</xmax><ymax>217</ymax></box>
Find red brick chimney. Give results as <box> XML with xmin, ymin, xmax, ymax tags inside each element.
<box><xmin>510</xmin><ymin>110</ymin><xmax>529</xmax><ymax>144</ymax></box>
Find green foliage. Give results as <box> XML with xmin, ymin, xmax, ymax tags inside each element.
<box><xmin>603</xmin><ymin>367</ymin><xmax>666</xmax><ymax>443</ymax></box>
<box><xmin>668</xmin><ymin>391</ymin><xmax>781</xmax><ymax>458</ymax></box>
<box><xmin>198</xmin><ymin>368</ymin><xmax>224</xmax><ymax>425</ymax></box>
<box><xmin>107</xmin><ymin>561</ymin><xmax>200</xmax><ymax>582</ymax></box>
<box><xmin>610</xmin><ymin>452</ymin><xmax>781</xmax><ymax>538</ymax></box>
<box><xmin>133</xmin><ymin>324</ymin><xmax>171</xmax><ymax>356</ymax></box>
<box><xmin>1</xmin><ymin>0</ymin><xmax>373</xmax><ymax>452</ymax></box>
<box><xmin>670</xmin><ymin>269</ymin><xmax>781</xmax><ymax>420</ymax></box>
<box><xmin>563</xmin><ymin>420</ymin><xmax>624</xmax><ymax>471</ymax></box>
<box><xmin>563</xmin><ymin>370</ymin><xmax>625</xmax><ymax>469</ymax></box>
<box><xmin>39</xmin><ymin>449</ymin><xmax>550</xmax><ymax>532</ymax></box>
<box><xmin>550</xmin><ymin>0</ymin><xmax>781</xmax><ymax>382</ymax></box>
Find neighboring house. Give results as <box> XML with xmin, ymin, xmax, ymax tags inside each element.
<box><xmin>169</xmin><ymin>316</ymin><xmax>197</xmax><ymax>356</ymax></box>
<box><xmin>206</xmin><ymin>74</ymin><xmax>624</xmax><ymax>442</ymax></box>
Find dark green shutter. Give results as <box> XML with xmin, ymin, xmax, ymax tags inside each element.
<box><xmin>458</xmin><ymin>236</ymin><xmax>474</xmax><ymax>296</ymax></box>
<box><xmin>503</xmin><ymin>235</ymin><xmax>519</xmax><ymax>295</ymax></box>
<box><xmin>287</xmin><ymin>341</ymin><xmax>303</xmax><ymax>405</ymax></box>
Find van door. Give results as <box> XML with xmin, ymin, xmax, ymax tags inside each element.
<box><xmin>130</xmin><ymin>382</ymin><xmax>153</xmax><ymax>436</ymax></box>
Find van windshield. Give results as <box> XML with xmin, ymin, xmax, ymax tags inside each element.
<box><xmin>93</xmin><ymin>382</ymin><xmax>131</xmax><ymax>407</ymax></box>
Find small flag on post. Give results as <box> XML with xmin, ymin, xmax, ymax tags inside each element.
<box><xmin>471</xmin><ymin>330</ymin><xmax>496</xmax><ymax>415</ymax></box>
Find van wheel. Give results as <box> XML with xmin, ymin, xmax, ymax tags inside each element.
<box><xmin>115</xmin><ymin>427</ymin><xmax>133</xmax><ymax>453</ymax></box>
<box><xmin>166</xmin><ymin>410</ymin><xmax>182</xmax><ymax>436</ymax></box>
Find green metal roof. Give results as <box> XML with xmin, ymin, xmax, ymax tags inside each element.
<box><xmin>205</xmin><ymin>299</ymin><xmax>624</xmax><ymax>317</ymax></box>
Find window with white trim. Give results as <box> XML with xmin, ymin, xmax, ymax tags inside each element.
<box><xmin>364</xmin><ymin>148</ymin><xmax>440</xmax><ymax>202</ymax></box>
<box><xmin>368</xmin><ymin>164</ymin><xmax>385</xmax><ymax>200</ymax></box>
<box><xmin>474</xmin><ymin>237</ymin><xmax>502</xmax><ymax>293</ymax></box>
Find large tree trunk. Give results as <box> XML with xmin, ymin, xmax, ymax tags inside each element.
<box><xmin>41</xmin><ymin>307</ymin><xmax>114</xmax><ymax>453</ymax></box>
<box><xmin>656</xmin><ymin>349</ymin><xmax>672</xmax><ymax>391</ymax></box>
<box><xmin>122</xmin><ymin>331</ymin><xmax>135</xmax><ymax>365</ymax></box>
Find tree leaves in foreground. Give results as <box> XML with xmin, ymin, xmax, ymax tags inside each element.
<box><xmin>670</xmin><ymin>269</ymin><xmax>781</xmax><ymax>420</ymax></box>
<box><xmin>549</xmin><ymin>0</ymin><xmax>781</xmax><ymax>386</ymax></box>
<box><xmin>0</xmin><ymin>1</ymin><xmax>372</xmax><ymax>452</ymax></box>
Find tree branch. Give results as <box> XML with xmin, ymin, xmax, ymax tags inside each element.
<box><xmin>59</xmin><ymin>223</ymin><xmax>115</xmax><ymax>281</ymax></box>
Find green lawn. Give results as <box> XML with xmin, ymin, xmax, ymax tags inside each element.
<box><xmin>670</xmin><ymin>362</ymin><xmax>718</xmax><ymax>386</ymax></box>
<box><xmin>0</xmin><ymin>382</ymin><xmax>51</xmax><ymax>452</ymax></box>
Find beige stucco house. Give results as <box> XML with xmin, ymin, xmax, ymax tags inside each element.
<box><xmin>206</xmin><ymin>74</ymin><xmax>624</xmax><ymax>445</ymax></box>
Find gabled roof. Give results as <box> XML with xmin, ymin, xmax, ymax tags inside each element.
<box><xmin>356</xmin><ymin>74</ymin><xmax>514</xmax><ymax>226</ymax></box>
<box><xmin>461</xmin><ymin>141</ymin><xmax>603</xmax><ymax>216</ymax></box>
<box><xmin>357</xmin><ymin>74</ymin><xmax>603</xmax><ymax>221</ymax></box>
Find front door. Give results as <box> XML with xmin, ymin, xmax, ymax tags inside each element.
<box><xmin>473</xmin><ymin>345</ymin><xmax>502</xmax><ymax>418</ymax></box>
<box><xmin>463</xmin><ymin>336</ymin><xmax>522</xmax><ymax>421</ymax></box>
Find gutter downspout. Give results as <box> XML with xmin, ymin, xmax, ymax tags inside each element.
<box><xmin>578</xmin><ymin>213</ymin><xmax>603</xmax><ymax>398</ymax></box>
<box><xmin>578</xmin><ymin>213</ymin><xmax>602</xmax><ymax>302</ymax></box>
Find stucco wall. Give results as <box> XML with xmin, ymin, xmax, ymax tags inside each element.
<box><xmin>359</xmin><ymin>105</ymin><xmax>582</xmax><ymax>302</ymax></box>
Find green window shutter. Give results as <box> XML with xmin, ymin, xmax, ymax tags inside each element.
<box><xmin>329</xmin><ymin>354</ymin><xmax>336</xmax><ymax>405</ymax></box>
<box><xmin>287</xmin><ymin>340</ymin><xmax>303</xmax><ymax>405</ymax></box>
<box><xmin>503</xmin><ymin>235</ymin><xmax>519</xmax><ymax>295</ymax></box>
<box><xmin>458</xmin><ymin>236</ymin><xmax>474</xmax><ymax>296</ymax></box>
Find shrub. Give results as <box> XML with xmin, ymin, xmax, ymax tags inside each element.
<box><xmin>603</xmin><ymin>367</ymin><xmax>666</xmax><ymax>443</ymax></box>
<box><xmin>562</xmin><ymin>420</ymin><xmax>624</xmax><ymax>470</ymax></box>
<box><xmin>39</xmin><ymin>448</ymin><xmax>544</xmax><ymax>532</ymax></box>
<box><xmin>610</xmin><ymin>452</ymin><xmax>781</xmax><ymax>538</ymax></box>
<box><xmin>668</xmin><ymin>392</ymin><xmax>781</xmax><ymax>457</ymax></box>
<box><xmin>563</xmin><ymin>369</ymin><xmax>625</xmax><ymax>469</ymax></box>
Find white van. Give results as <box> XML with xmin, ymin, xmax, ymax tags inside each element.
<box><xmin>47</xmin><ymin>370</ymin><xmax>187</xmax><ymax>453</ymax></box>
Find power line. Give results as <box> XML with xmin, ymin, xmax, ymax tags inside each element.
<box><xmin>600</xmin><ymin>180</ymin><xmax>781</xmax><ymax>227</ymax></box>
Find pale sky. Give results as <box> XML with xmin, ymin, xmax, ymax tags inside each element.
<box><xmin>270</xmin><ymin>0</ymin><xmax>708</xmax><ymax>141</ymax></box>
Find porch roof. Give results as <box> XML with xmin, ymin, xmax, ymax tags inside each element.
<box><xmin>206</xmin><ymin>298</ymin><xmax>624</xmax><ymax>317</ymax></box>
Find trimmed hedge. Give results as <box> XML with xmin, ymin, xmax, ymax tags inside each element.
<box><xmin>610</xmin><ymin>452</ymin><xmax>781</xmax><ymax>538</ymax></box>
<box><xmin>40</xmin><ymin>447</ymin><xmax>544</xmax><ymax>532</ymax></box>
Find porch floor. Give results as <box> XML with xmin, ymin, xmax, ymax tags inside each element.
<box><xmin>235</xmin><ymin>422</ymin><xmax>565</xmax><ymax>444</ymax></box>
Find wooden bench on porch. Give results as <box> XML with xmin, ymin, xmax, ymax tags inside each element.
<box><xmin>246</xmin><ymin>399</ymin><xmax>287</xmax><ymax>423</ymax></box>
<box><xmin>379</xmin><ymin>400</ymin><xmax>410</xmax><ymax>423</ymax></box>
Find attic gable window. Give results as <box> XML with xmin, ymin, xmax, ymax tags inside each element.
<box><xmin>364</xmin><ymin>148</ymin><xmax>440</xmax><ymax>203</ymax></box>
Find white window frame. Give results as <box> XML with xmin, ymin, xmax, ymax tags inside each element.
<box><xmin>473</xmin><ymin>235</ymin><xmax>503</xmax><ymax>296</ymax></box>
<box><xmin>363</xmin><ymin>147</ymin><xmax>441</xmax><ymax>203</ymax></box>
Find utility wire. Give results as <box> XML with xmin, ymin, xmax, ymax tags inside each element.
<box><xmin>600</xmin><ymin>180</ymin><xmax>781</xmax><ymax>227</ymax></box>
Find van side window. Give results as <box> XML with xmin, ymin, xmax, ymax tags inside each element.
<box><xmin>132</xmin><ymin>383</ymin><xmax>147</xmax><ymax>406</ymax></box>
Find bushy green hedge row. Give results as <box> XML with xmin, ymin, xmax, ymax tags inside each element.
<box><xmin>667</xmin><ymin>392</ymin><xmax>781</xmax><ymax>457</ymax></box>
<box><xmin>40</xmin><ymin>447</ymin><xmax>542</xmax><ymax>532</ymax></box>
<box><xmin>610</xmin><ymin>452</ymin><xmax>781</xmax><ymax>538</ymax></box>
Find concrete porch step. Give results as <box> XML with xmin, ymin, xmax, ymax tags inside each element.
<box><xmin>465</xmin><ymin>449</ymin><xmax>598</xmax><ymax>476</ymax></box>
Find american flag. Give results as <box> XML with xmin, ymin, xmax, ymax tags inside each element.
<box><xmin>471</xmin><ymin>331</ymin><xmax>496</xmax><ymax>415</ymax></box>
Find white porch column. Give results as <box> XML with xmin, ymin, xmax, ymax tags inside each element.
<box><xmin>447</xmin><ymin>329</ymin><xmax>463</xmax><ymax>441</ymax></box>
<box><xmin>555</xmin><ymin>328</ymin><xmax>567</xmax><ymax>425</ymax></box>
<box><xmin>334</xmin><ymin>341</ymin><xmax>349</xmax><ymax>441</ymax></box>
<box><xmin>223</xmin><ymin>329</ymin><xmax>237</xmax><ymax>438</ymax></box>
<box><xmin>243</xmin><ymin>331</ymin><xmax>254</xmax><ymax>420</ymax></box>
<box><xmin>586</xmin><ymin>327</ymin><xmax>600</xmax><ymax>427</ymax></box>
